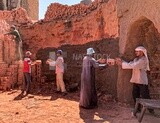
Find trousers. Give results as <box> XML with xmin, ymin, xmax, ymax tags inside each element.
<box><xmin>56</xmin><ymin>73</ymin><xmax>66</xmax><ymax>92</ymax></box>
<box><xmin>22</xmin><ymin>72</ymin><xmax>31</xmax><ymax>93</ymax></box>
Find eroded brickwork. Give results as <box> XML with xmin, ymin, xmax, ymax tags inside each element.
<box><xmin>0</xmin><ymin>0</ymin><xmax>39</xmax><ymax>20</ymax></box>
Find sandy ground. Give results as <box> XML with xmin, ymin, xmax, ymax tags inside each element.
<box><xmin>0</xmin><ymin>90</ymin><xmax>160</xmax><ymax>123</ymax></box>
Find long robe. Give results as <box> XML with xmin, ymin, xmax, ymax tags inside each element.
<box><xmin>80</xmin><ymin>55</ymin><xmax>99</xmax><ymax>109</ymax></box>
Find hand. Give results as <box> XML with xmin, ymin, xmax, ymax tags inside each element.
<box><xmin>106</xmin><ymin>58</ymin><xmax>115</xmax><ymax>66</ymax></box>
<box><xmin>31</xmin><ymin>61</ymin><xmax>37</xmax><ymax>65</ymax></box>
<box><xmin>46</xmin><ymin>60</ymin><xmax>49</xmax><ymax>64</ymax></box>
<box><xmin>115</xmin><ymin>58</ymin><xmax>122</xmax><ymax>65</ymax></box>
<box><xmin>46</xmin><ymin>59</ymin><xmax>53</xmax><ymax>64</ymax></box>
<box><xmin>107</xmin><ymin>62</ymin><xmax>112</xmax><ymax>66</ymax></box>
<box><xmin>97</xmin><ymin>58</ymin><xmax>106</xmax><ymax>64</ymax></box>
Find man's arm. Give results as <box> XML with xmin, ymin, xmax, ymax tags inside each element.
<box><xmin>122</xmin><ymin>58</ymin><xmax>147</xmax><ymax>69</ymax></box>
<box><xmin>91</xmin><ymin>58</ymin><xmax>99</xmax><ymax>68</ymax></box>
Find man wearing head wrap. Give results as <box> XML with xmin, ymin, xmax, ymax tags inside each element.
<box><xmin>46</xmin><ymin>50</ymin><xmax>67</xmax><ymax>96</ymax></box>
<box><xmin>116</xmin><ymin>46</ymin><xmax>154</xmax><ymax>113</ymax></box>
<box><xmin>80</xmin><ymin>48</ymin><xmax>103</xmax><ymax>109</ymax></box>
<box><xmin>5</xmin><ymin>25</ymin><xmax>23</xmax><ymax>61</ymax></box>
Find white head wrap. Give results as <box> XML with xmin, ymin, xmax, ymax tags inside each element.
<box><xmin>135</xmin><ymin>46</ymin><xmax>150</xmax><ymax>71</ymax></box>
<box><xmin>87</xmin><ymin>48</ymin><xmax>95</xmax><ymax>55</ymax></box>
<box><xmin>25</xmin><ymin>51</ymin><xmax>32</xmax><ymax>56</ymax></box>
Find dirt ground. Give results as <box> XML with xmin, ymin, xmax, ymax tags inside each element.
<box><xmin>0</xmin><ymin>90</ymin><xmax>160</xmax><ymax>123</ymax></box>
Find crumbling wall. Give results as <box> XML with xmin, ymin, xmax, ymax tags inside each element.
<box><xmin>0</xmin><ymin>33</ymin><xmax>22</xmax><ymax>90</ymax></box>
<box><xmin>117</xmin><ymin>0</ymin><xmax>160</xmax><ymax>103</ymax></box>
<box><xmin>0</xmin><ymin>7</ymin><xmax>32</xmax><ymax>24</ymax></box>
<box><xmin>21</xmin><ymin>0</ymin><xmax>39</xmax><ymax>20</ymax></box>
<box><xmin>20</xmin><ymin>0</ymin><xmax>118</xmax><ymax>56</ymax></box>
<box><xmin>0</xmin><ymin>8</ymin><xmax>32</xmax><ymax>90</ymax></box>
<box><xmin>0</xmin><ymin>0</ymin><xmax>39</xmax><ymax>20</ymax></box>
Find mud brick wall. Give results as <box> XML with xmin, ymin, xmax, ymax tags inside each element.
<box><xmin>149</xmin><ymin>49</ymin><xmax>160</xmax><ymax>99</ymax></box>
<box><xmin>36</xmin><ymin>38</ymin><xmax>119</xmax><ymax>97</ymax></box>
<box><xmin>0</xmin><ymin>8</ymin><xmax>32</xmax><ymax>24</ymax></box>
<box><xmin>20</xmin><ymin>0</ymin><xmax>39</xmax><ymax>20</ymax></box>
<box><xmin>0</xmin><ymin>0</ymin><xmax>39</xmax><ymax>20</ymax></box>
<box><xmin>0</xmin><ymin>63</ymin><xmax>8</xmax><ymax>76</ymax></box>
<box><xmin>20</xmin><ymin>0</ymin><xmax>118</xmax><ymax>58</ymax></box>
<box><xmin>3</xmin><ymin>36</ymin><xmax>16</xmax><ymax>63</ymax></box>
<box><xmin>0</xmin><ymin>34</ymin><xmax>23</xmax><ymax>90</ymax></box>
<box><xmin>45</xmin><ymin>0</ymin><xmax>111</xmax><ymax>21</ymax></box>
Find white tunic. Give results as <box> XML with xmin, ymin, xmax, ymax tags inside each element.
<box><xmin>122</xmin><ymin>56</ymin><xmax>148</xmax><ymax>85</ymax></box>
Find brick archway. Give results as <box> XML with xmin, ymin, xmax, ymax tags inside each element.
<box><xmin>117</xmin><ymin>17</ymin><xmax>160</xmax><ymax>103</ymax></box>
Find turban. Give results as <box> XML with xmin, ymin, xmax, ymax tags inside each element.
<box><xmin>135</xmin><ymin>46</ymin><xmax>150</xmax><ymax>71</ymax></box>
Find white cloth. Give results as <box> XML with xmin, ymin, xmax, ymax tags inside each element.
<box><xmin>135</xmin><ymin>46</ymin><xmax>150</xmax><ymax>71</ymax></box>
<box><xmin>48</xmin><ymin>56</ymin><xmax>64</xmax><ymax>73</ymax></box>
<box><xmin>122</xmin><ymin>56</ymin><xmax>148</xmax><ymax>85</ymax></box>
<box><xmin>87</xmin><ymin>48</ymin><xmax>95</xmax><ymax>55</ymax></box>
<box><xmin>55</xmin><ymin>56</ymin><xmax>64</xmax><ymax>73</ymax></box>
<box><xmin>56</xmin><ymin>73</ymin><xmax>66</xmax><ymax>92</ymax></box>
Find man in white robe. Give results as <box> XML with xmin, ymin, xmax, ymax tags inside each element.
<box><xmin>116</xmin><ymin>46</ymin><xmax>154</xmax><ymax>113</ymax></box>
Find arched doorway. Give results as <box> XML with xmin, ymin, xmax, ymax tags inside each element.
<box><xmin>117</xmin><ymin>17</ymin><xmax>160</xmax><ymax>104</ymax></box>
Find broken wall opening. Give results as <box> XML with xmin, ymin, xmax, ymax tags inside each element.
<box><xmin>118</xmin><ymin>17</ymin><xmax>160</xmax><ymax>103</ymax></box>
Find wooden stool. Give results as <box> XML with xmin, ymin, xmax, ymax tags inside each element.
<box><xmin>133</xmin><ymin>98</ymin><xmax>160</xmax><ymax>122</ymax></box>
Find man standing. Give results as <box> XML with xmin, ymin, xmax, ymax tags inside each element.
<box><xmin>116</xmin><ymin>46</ymin><xmax>154</xmax><ymax>113</ymax></box>
<box><xmin>79</xmin><ymin>48</ymin><xmax>102</xmax><ymax>109</ymax></box>
<box><xmin>21</xmin><ymin>51</ymin><xmax>32</xmax><ymax>95</ymax></box>
<box><xmin>5</xmin><ymin>25</ymin><xmax>23</xmax><ymax>61</ymax></box>
<box><xmin>46</xmin><ymin>50</ymin><xmax>67</xmax><ymax>96</ymax></box>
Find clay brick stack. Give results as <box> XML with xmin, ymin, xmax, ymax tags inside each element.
<box><xmin>0</xmin><ymin>33</ymin><xmax>21</xmax><ymax>90</ymax></box>
<box><xmin>9</xmin><ymin>64</ymin><xmax>19</xmax><ymax>85</ymax></box>
<box><xmin>0</xmin><ymin>63</ymin><xmax>8</xmax><ymax>76</ymax></box>
<box><xmin>31</xmin><ymin>60</ymin><xmax>42</xmax><ymax>83</ymax></box>
<box><xmin>31</xmin><ymin>63</ymin><xmax>36</xmax><ymax>82</ymax></box>
<box><xmin>0</xmin><ymin>64</ymin><xmax>19</xmax><ymax>90</ymax></box>
<box><xmin>0</xmin><ymin>76</ymin><xmax>11</xmax><ymax>90</ymax></box>
<box><xmin>17</xmin><ymin>63</ymin><xmax>24</xmax><ymax>86</ymax></box>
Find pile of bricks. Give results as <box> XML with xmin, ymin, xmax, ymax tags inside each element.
<box><xmin>0</xmin><ymin>64</ymin><xmax>19</xmax><ymax>90</ymax></box>
<box><xmin>17</xmin><ymin>63</ymin><xmax>24</xmax><ymax>86</ymax></box>
<box><xmin>30</xmin><ymin>60</ymin><xmax>47</xmax><ymax>91</ymax></box>
<box><xmin>0</xmin><ymin>32</ymin><xmax>23</xmax><ymax>91</ymax></box>
<box><xmin>0</xmin><ymin>63</ymin><xmax>8</xmax><ymax>76</ymax></box>
<box><xmin>0</xmin><ymin>76</ymin><xmax>11</xmax><ymax>90</ymax></box>
<box><xmin>31</xmin><ymin>60</ymin><xmax>43</xmax><ymax>83</ymax></box>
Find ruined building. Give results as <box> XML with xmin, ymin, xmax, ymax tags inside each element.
<box><xmin>0</xmin><ymin>0</ymin><xmax>39</xmax><ymax>20</ymax></box>
<box><xmin>0</xmin><ymin>0</ymin><xmax>160</xmax><ymax>103</ymax></box>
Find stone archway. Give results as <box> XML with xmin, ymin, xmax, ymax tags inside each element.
<box><xmin>117</xmin><ymin>17</ymin><xmax>160</xmax><ymax>103</ymax></box>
